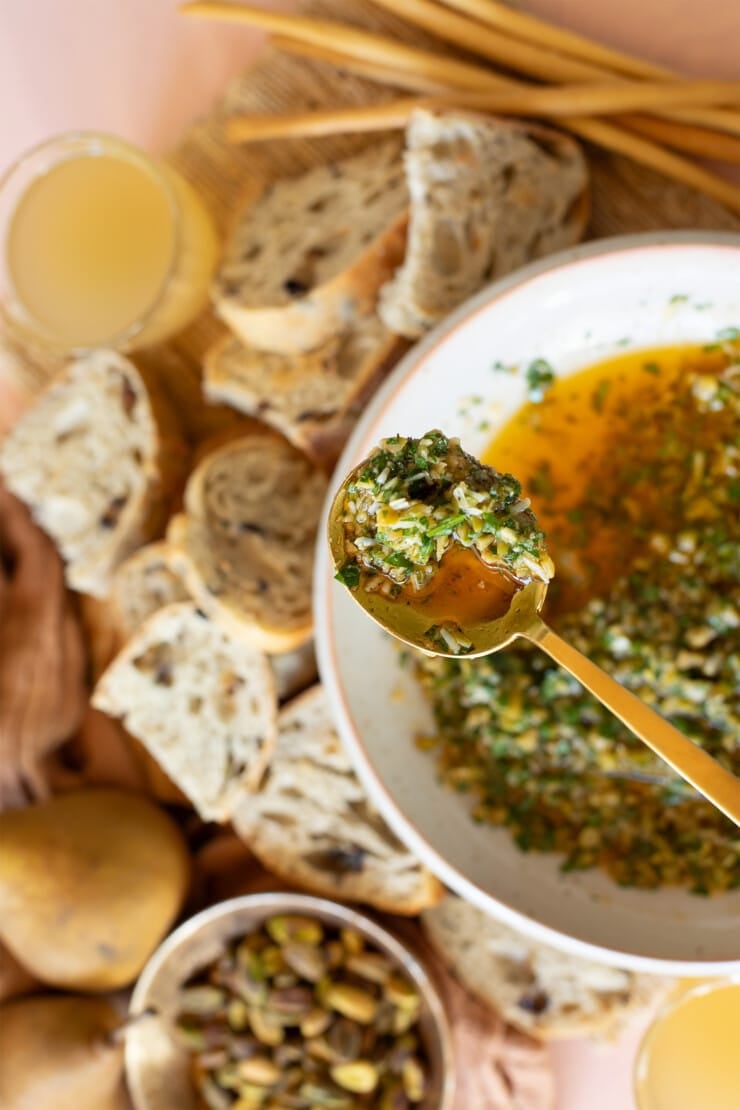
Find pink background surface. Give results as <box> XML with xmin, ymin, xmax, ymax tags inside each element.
<box><xmin>1</xmin><ymin>3</ymin><xmax>736</xmax><ymax>1107</ymax></box>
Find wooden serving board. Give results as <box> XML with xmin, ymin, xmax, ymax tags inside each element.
<box><xmin>3</xmin><ymin>0</ymin><xmax>740</xmax><ymax>402</ymax></box>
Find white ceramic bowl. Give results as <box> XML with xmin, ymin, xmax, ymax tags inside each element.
<box><xmin>315</xmin><ymin>232</ymin><xmax>740</xmax><ymax>976</ymax></box>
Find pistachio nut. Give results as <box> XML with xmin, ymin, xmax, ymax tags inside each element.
<box><xmin>248</xmin><ymin>1006</ymin><xmax>284</xmax><ymax>1048</ymax></box>
<box><xmin>324</xmin><ymin>982</ymin><xmax>378</xmax><ymax>1024</ymax></box>
<box><xmin>173</xmin><ymin>915</ymin><xmax>431</xmax><ymax>1110</ymax></box>
<box><xmin>237</xmin><ymin>1056</ymin><xmax>281</xmax><ymax>1087</ymax></box>
<box><xmin>402</xmin><ymin>1057</ymin><xmax>426</xmax><ymax>1102</ymax></box>
<box><xmin>227</xmin><ymin>999</ymin><xmax>251</xmax><ymax>1032</ymax></box>
<box><xmin>331</xmin><ymin>1060</ymin><xmax>380</xmax><ymax>1094</ymax></box>
<box><xmin>266</xmin><ymin>915</ymin><xmax>324</xmax><ymax>946</ymax></box>
<box><xmin>346</xmin><ymin>952</ymin><xmax>395</xmax><ymax>985</ymax></box>
<box><xmin>179</xmin><ymin>985</ymin><xmax>226</xmax><ymax>1016</ymax></box>
<box><xmin>300</xmin><ymin>1007</ymin><xmax>332</xmax><ymax>1039</ymax></box>
<box><xmin>283</xmin><ymin>940</ymin><xmax>328</xmax><ymax>982</ymax></box>
<box><xmin>340</xmin><ymin>927</ymin><xmax>364</xmax><ymax>956</ymax></box>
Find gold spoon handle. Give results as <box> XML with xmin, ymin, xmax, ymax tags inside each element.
<box><xmin>525</xmin><ymin>617</ymin><xmax>740</xmax><ymax>826</ymax></box>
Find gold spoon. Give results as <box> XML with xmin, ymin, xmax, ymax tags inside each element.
<box><xmin>328</xmin><ymin>473</ymin><xmax>740</xmax><ymax>828</ymax></box>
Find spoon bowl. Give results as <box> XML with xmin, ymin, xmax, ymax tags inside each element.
<box><xmin>328</xmin><ymin>480</ymin><xmax>548</xmax><ymax>656</ymax></box>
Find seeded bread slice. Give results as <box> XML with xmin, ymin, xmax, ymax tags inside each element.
<box><xmin>233</xmin><ymin>685</ymin><xmax>443</xmax><ymax>915</ymax></box>
<box><xmin>422</xmin><ymin>896</ymin><xmax>670</xmax><ymax>1040</ymax></box>
<box><xmin>213</xmin><ymin>140</ymin><xmax>408</xmax><ymax>354</ymax></box>
<box><xmin>380</xmin><ymin>111</ymin><xmax>589</xmax><ymax>339</ymax></box>
<box><xmin>110</xmin><ymin>542</ymin><xmax>190</xmax><ymax>643</ymax></box>
<box><xmin>0</xmin><ymin>351</ymin><xmax>184</xmax><ymax>597</ymax></box>
<box><xmin>92</xmin><ymin>603</ymin><xmax>278</xmax><ymax>821</ymax></box>
<box><xmin>167</xmin><ymin>436</ymin><xmax>328</xmax><ymax>653</ymax></box>
<box><xmin>203</xmin><ymin>311</ymin><xmax>405</xmax><ymax>467</ymax></box>
<box><xmin>109</xmin><ymin>541</ymin><xmax>314</xmax><ymax>700</ymax></box>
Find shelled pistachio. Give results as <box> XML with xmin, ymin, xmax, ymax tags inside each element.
<box><xmin>173</xmin><ymin>916</ymin><xmax>431</xmax><ymax>1108</ymax></box>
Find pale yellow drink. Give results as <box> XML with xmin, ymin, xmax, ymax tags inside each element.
<box><xmin>635</xmin><ymin>981</ymin><xmax>740</xmax><ymax>1110</ymax></box>
<box><xmin>1</xmin><ymin>133</ymin><xmax>218</xmax><ymax>352</ymax></box>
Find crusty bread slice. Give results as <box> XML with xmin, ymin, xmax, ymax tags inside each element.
<box><xmin>110</xmin><ymin>542</ymin><xmax>190</xmax><ymax>643</ymax></box>
<box><xmin>110</xmin><ymin>539</ymin><xmax>314</xmax><ymax>700</ymax></box>
<box><xmin>80</xmin><ymin>543</ymin><xmax>194</xmax><ymax>685</ymax></box>
<box><xmin>203</xmin><ymin>311</ymin><xmax>405</xmax><ymax>467</ymax></box>
<box><xmin>92</xmin><ymin>603</ymin><xmax>278</xmax><ymax>821</ymax></box>
<box><xmin>0</xmin><ymin>350</ymin><xmax>185</xmax><ymax>597</ymax></box>
<box><xmin>91</xmin><ymin>550</ymin><xmax>202</xmax><ymax>808</ymax></box>
<box><xmin>233</xmin><ymin>685</ymin><xmax>443</xmax><ymax>915</ymax></box>
<box><xmin>380</xmin><ymin>111</ymin><xmax>589</xmax><ymax>339</ymax></box>
<box><xmin>422</xmin><ymin>896</ymin><xmax>670</xmax><ymax>1040</ymax></box>
<box><xmin>167</xmin><ymin>436</ymin><xmax>327</xmax><ymax>653</ymax></box>
<box><xmin>213</xmin><ymin>140</ymin><xmax>408</xmax><ymax>354</ymax></box>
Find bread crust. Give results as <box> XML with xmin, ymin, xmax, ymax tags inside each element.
<box><xmin>218</xmin><ymin>214</ymin><xmax>408</xmax><ymax>354</ymax></box>
<box><xmin>233</xmin><ymin>686</ymin><xmax>444</xmax><ymax>915</ymax></box>
<box><xmin>167</xmin><ymin>436</ymin><xmax>327</xmax><ymax>653</ymax></box>
<box><xmin>213</xmin><ymin>141</ymin><xmax>409</xmax><ymax>355</ymax></box>
<box><xmin>203</xmin><ymin>321</ymin><xmax>406</xmax><ymax>467</ymax></box>
<box><xmin>380</xmin><ymin>111</ymin><xmax>589</xmax><ymax>339</ymax></box>
<box><xmin>422</xmin><ymin>896</ymin><xmax>670</xmax><ymax>1040</ymax></box>
<box><xmin>109</xmin><ymin>541</ymin><xmax>189</xmax><ymax>643</ymax></box>
<box><xmin>0</xmin><ymin>351</ymin><xmax>186</xmax><ymax>597</ymax></box>
<box><xmin>93</xmin><ymin>602</ymin><xmax>278</xmax><ymax>821</ymax></box>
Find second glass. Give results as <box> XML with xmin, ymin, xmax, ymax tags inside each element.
<box><xmin>634</xmin><ymin>978</ymin><xmax>740</xmax><ymax>1110</ymax></box>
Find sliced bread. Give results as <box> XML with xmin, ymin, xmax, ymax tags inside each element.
<box><xmin>0</xmin><ymin>350</ymin><xmax>185</xmax><ymax>597</ymax></box>
<box><xmin>421</xmin><ymin>895</ymin><xmax>670</xmax><ymax>1040</ymax></box>
<box><xmin>92</xmin><ymin>603</ymin><xmax>278</xmax><ymax>821</ymax></box>
<box><xmin>167</xmin><ymin>436</ymin><xmax>328</xmax><ymax>653</ymax></box>
<box><xmin>203</xmin><ymin>311</ymin><xmax>404</xmax><ymax>466</ymax></box>
<box><xmin>110</xmin><ymin>540</ymin><xmax>315</xmax><ymax>700</ymax></box>
<box><xmin>110</xmin><ymin>542</ymin><xmax>190</xmax><ymax>643</ymax></box>
<box><xmin>380</xmin><ymin>111</ymin><xmax>589</xmax><ymax>339</ymax></box>
<box><xmin>232</xmin><ymin>685</ymin><xmax>443</xmax><ymax>915</ymax></box>
<box><xmin>213</xmin><ymin>140</ymin><xmax>408</xmax><ymax>354</ymax></box>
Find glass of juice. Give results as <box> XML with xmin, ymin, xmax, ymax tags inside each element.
<box><xmin>634</xmin><ymin>979</ymin><xmax>740</xmax><ymax>1110</ymax></box>
<box><xmin>0</xmin><ymin>131</ymin><xmax>219</xmax><ymax>353</ymax></box>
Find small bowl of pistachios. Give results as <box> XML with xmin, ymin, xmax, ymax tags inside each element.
<box><xmin>125</xmin><ymin>892</ymin><xmax>454</xmax><ymax>1110</ymax></box>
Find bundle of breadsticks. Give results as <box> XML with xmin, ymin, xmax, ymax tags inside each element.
<box><xmin>182</xmin><ymin>0</ymin><xmax>740</xmax><ymax>214</ymax></box>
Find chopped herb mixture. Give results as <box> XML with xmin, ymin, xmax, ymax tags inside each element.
<box><xmin>336</xmin><ymin>430</ymin><xmax>554</xmax><ymax>595</ymax></box>
<box><xmin>413</xmin><ymin>352</ymin><xmax>740</xmax><ymax>893</ymax></box>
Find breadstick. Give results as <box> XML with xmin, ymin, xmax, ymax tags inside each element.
<box><xmin>442</xmin><ymin>0</ymin><xmax>740</xmax><ymax>138</ymax></box>
<box><xmin>271</xmin><ymin>35</ymin><xmax>453</xmax><ymax>94</ymax></box>
<box><xmin>568</xmin><ymin>117</ymin><xmax>740</xmax><ymax>214</ymax></box>
<box><xmin>443</xmin><ymin>0</ymin><xmax>740</xmax><ymax>140</ymax></box>
<box><xmin>226</xmin><ymin>81</ymin><xmax>740</xmax><ymax>145</ymax></box>
<box><xmin>182</xmin><ymin>1</ymin><xmax>512</xmax><ymax>91</ymax></box>
<box><xmin>371</xmin><ymin>0</ymin><xmax>612</xmax><ymax>84</ymax></box>
<box><xmin>621</xmin><ymin>115</ymin><xmax>740</xmax><ymax>163</ymax></box>
<box><xmin>367</xmin><ymin>0</ymin><xmax>740</xmax><ymax>138</ymax></box>
<box><xmin>226</xmin><ymin>101</ymin><xmax>424</xmax><ymax>142</ymax></box>
<box><xmin>437</xmin><ymin>0</ymin><xmax>671</xmax><ymax>80</ymax></box>
<box><xmin>283</xmin><ymin>45</ymin><xmax>740</xmax><ymax>212</ymax></box>
<box><xmin>184</xmin><ymin>3</ymin><xmax>740</xmax><ymax>213</ymax></box>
